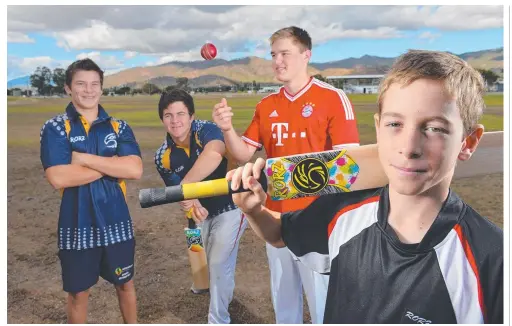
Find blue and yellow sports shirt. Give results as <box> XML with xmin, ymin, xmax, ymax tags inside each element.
<box><xmin>154</xmin><ymin>119</ymin><xmax>236</xmax><ymax>217</ymax></box>
<box><xmin>40</xmin><ymin>103</ymin><xmax>141</xmax><ymax>250</ymax></box>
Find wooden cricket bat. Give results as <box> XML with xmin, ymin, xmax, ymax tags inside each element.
<box><xmin>138</xmin><ymin>131</ymin><xmax>502</xmax><ymax>207</ymax></box>
<box><xmin>138</xmin><ymin>144</ymin><xmax>385</xmax><ymax>207</ymax></box>
<box><xmin>184</xmin><ymin>209</ymin><xmax>209</xmax><ymax>294</ymax></box>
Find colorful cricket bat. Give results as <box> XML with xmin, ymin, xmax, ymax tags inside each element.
<box><xmin>138</xmin><ymin>131</ymin><xmax>502</xmax><ymax>207</ymax></box>
<box><xmin>184</xmin><ymin>209</ymin><xmax>209</xmax><ymax>294</ymax></box>
<box><xmin>139</xmin><ymin>144</ymin><xmax>386</xmax><ymax>207</ymax></box>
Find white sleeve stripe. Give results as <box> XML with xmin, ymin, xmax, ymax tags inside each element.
<box><xmin>332</xmin><ymin>143</ymin><xmax>360</xmax><ymax>149</ymax></box>
<box><xmin>312</xmin><ymin>80</ymin><xmax>354</xmax><ymax>120</ymax></box>
<box><xmin>337</xmin><ymin>87</ymin><xmax>353</xmax><ymax>120</ymax></box>
<box><xmin>340</xmin><ymin>89</ymin><xmax>354</xmax><ymax>120</ymax></box>
<box><xmin>241</xmin><ymin>136</ymin><xmax>262</xmax><ymax>148</ymax></box>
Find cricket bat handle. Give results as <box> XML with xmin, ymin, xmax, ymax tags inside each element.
<box><xmin>139</xmin><ymin>172</ymin><xmax>268</xmax><ymax>208</ymax></box>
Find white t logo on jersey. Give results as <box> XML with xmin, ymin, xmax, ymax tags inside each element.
<box><xmin>272</xmin><ymin>123</ymin><xmax>288</xmax><ymax>146</ymax></box>
<box><xmin>271</xmin><ymin>123</ymin><xmax>307</xmax><ymax>146</ymax></box>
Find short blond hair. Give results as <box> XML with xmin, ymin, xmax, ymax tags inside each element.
<box><xmin>270</xmin><ymin>26</ymin><xmax>312</xmax><ymax>52</ymax></box>
<box><xmin>378</xmin><ymin>50</ymin><xmax>485</xmax><ymax>135</ymax></box>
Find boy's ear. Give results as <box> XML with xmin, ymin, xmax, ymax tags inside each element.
<box><xmin>304</xmin><ymin>49</ymin><xmax>312</xmax><ymax>62</ymax></box>
<box><xmin>458</xmin><ymin>124</ymin><xmax>484</xmax><ymax>161</ymax></box>
<box><xmin>64</xmin><ymin>84</ymin><xmax>71</xmax><ymax>96</ymax></box>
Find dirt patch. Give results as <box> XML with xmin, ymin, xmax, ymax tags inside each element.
<box><xmin>7</xmin><ymin>145</ymin><xmax>503</xmax><ymax>323</ymax></box>
<box><xmin>7</xmin><ymin>95</ymin><xmax>503</xmax><ymax>323</ymax></box>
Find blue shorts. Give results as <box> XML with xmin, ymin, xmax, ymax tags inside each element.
<box><xmin>58</xmin><ymin>239</ymin><xmax>135</xmax><ymax>293</ymax></box>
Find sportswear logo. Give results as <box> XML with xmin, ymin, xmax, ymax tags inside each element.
<box><xmin>271</xmin><ymin>123</ymin><xmax>307</xmax><ymax>146</ymax></box>
<box><xmin>269</xmin><ymin>110</ymin><xmax>279</xmax><ymax>118</ymax></box>
<box><xmin>70</xmin><ymin>136</ymin><xmax>85</xmax><ymax>143</ymax></box>
<box><xmin>104</xmin><ymin>133</ymin><xmax>117</xmax><ymax>148</ymax></box>
<box><xmin>115</xmin><ymin>267</ymin><xmax>122</xmax><ymax>276</ymax></box>
<box><xmin>175</xmin><ymin>165</ymin><xmax>184</xmax><ymax>173</ymax></box>
<box><xmin>404</xmin><ymin>311</ymin><xmax>432</xmax><ymax>324</ymax></box>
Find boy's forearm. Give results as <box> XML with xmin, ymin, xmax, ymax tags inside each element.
<box><xmin>81</xmin><ymin>154</ymin><xmax>143</xmax><ymax>180</ymax></box>
<box><xmin>181</xmin><ymin>141</ymin><xmax>224</xmax><ymax>184</ymax></box>
<box><xmin>222</xmin><ymin>128</ymin><xmax>254</xmax><ymax>164</ymax></box>
<box><xmin>243</xmin><ymin>206</ymin><xmax>285</xmax><ymax>248</ymax></box>
<box><xmin>45</xmin><ymin>165</ymin><xmax>104</xmax><ymax>189</ymax></box>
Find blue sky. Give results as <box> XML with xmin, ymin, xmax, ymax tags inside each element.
<box><xmin>7</xmin><ymin>5</ymin><xmax>504</xmax><ymax>81</ymax></box>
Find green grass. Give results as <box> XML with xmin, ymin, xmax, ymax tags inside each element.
<box><xmin>7</xmin><ymin>105</ymin><xmax>68</xmax><ymax>114</ymax></box>
<box><xmin>110</xmin><ymin>107</ymin><xmax>257</xmax><ymax>130</ymax></box>
<box><xmin>479</xmin><ymin>114</ymin><xmax>504</xmax><ymax>131</ymax></box>
<box><xmin>345</xmin><ymin>93</ymin><xmax>502</xmax><ymax>106</ymax></box>
<box><xmin>483</xmin><ymin>94</ymin><xmax>503</xmax><ymax>106</ymax></box>
<box><xmin>6</xmin><ymin>93</ymin><xmax>504</xmax><ymax>148</ymax></box>
<box><xmin>347</xmin><ymin>94</ymin><xmax>378</xmax><ymax>103</ymax></box>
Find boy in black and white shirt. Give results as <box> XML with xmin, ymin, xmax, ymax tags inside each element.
<box><xmin>226</xmin><ymin>50</ymin><xmax>503</xmax><ymax>324</ymax></box>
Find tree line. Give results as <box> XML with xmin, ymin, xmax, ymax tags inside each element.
<box><xmin>7</xmin><ymin>66</ymin><xmax>502</xmax><ymax>97</ymax></box>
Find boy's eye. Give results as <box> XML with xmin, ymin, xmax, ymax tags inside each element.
<box><xmin>385</xmin><ymin>122</ymin><xmax>401</xmax><ymax>128</ymax></box>
<box><xmin>425</xmin><ymin>127</ymin><xmax>447</xmax><ymax>133</ymax></box>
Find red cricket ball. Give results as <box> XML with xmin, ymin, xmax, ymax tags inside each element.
<box><xmin>201</xmin><ymin>43</ymin><xmax>217</xmax><ymax>60</ymax></box>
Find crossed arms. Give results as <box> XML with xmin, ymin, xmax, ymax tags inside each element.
<box><xmin>45</xmin><ymin>153</ymin><xmax>142</xmax><ymax>190</ymax></box>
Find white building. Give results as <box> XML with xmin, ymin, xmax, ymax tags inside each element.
<box><xmin>326</xmin><ymin>74</ymin><xmax>384</xmax><ymax>94</ymax></box>
<box><xmin>258</xmin><ymin>86</ymin><xmax>281</xmax><ymax>93</ymax></box>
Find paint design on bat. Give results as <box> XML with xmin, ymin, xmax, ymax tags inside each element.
<box><xmin>185</xmin><ymin>228</ymin><xmax>204</xmax><ymax>252</ymax></box>
<box><xmin>185</xmin><ymin>209</ymin><xmax>205</xmax><ymax>252</ymax></box>
<box><xmin>265</xmin><ymin>149</ymin><xmax>360</xmax><ymax>201</ymax></box>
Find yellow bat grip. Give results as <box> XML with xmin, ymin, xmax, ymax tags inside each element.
<box><xmin>181</xmin><ymin>179</ymin><xmax>230</xmax><ymax>199</ymax></box>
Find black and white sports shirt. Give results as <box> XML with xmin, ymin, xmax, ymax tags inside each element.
<box><xmin>281</xmin><ymin>186</ymin><xmax>503</xmax><ymax>324</ymax></box>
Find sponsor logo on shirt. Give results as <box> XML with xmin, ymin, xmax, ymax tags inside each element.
<box><xmin>70</xmin><ymin>136</ymin><xmax>85</xmax><ymax>143</ymax></box>
<box><xmin>404</xmin><ymin>311</ymin><xmax>432</xmax><ymax>324</ymax></box>
<box><xmin>271</xmin><ymin>123</ymin><xmax>307</xmax><ymax>147</ymax></box>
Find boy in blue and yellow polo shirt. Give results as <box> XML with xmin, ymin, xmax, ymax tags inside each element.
<box><xmin>39</xmin><ymin>59</ymin><xmax>142</xmax><ymax>323</ymax></box>
<box><xmin>154</xmin><ymin>89</ymin><xmax>247</xmax><ymax>324</ymax></box>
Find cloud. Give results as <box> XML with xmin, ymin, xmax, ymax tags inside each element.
<box><xmin>7</xmin><ymin>51</ymin><xmax>127</xmax><ymax>80</ymax></box>
<box><xmin>155</xmin><ymin>51</ymin><xmax>203</xmax><ymax>65</ymax></box>
<box><xmin>76</xmin><ymin>51</ymin><xmax>123</xmax><ymax>69</ymax></box>
<box><xmin>6</xmin><ymin>5</ymin><xmax>503</xmax><ymax>56</ymax></box>
<box><xmin>7</xmin><ymin>55</ymin><xmax>72</xmax><ymax>80</ymax></box>
<box><xmin>418</xmin><ymin>31</ymin><xmax>441</xmax><ymax>42</ymax></box>
<box><xmin>124</xmin><ymin>51</ymin><xmax>138</xmax><ymax>59</ymax></box>
<box><xmin>7</xmin><ymin>32</ymin><xmax>35</xmax><ymax>43</ymax></box>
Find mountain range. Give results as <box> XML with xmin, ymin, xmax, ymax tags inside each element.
<box><xmin>103</xmin><ymin>47</ymin><xmax>504</xmax><ymax>88</ymax></box>
<box><xmin>7</xmin><ymin>47</ymin><xmax>503</xmax><ymax>89</ymax></box>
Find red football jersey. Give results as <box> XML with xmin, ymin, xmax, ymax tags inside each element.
<box><xmin>242</xmin><ymin>77</ymin><xmax>360</xmax><ymax>213</ymax></box>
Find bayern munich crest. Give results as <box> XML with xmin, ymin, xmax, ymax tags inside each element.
<box><xmin>301</xmin><ymin>102</ymin><xmax>314</xmax><ymax>117</ymax></box>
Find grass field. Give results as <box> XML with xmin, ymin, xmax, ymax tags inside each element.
<box><xmin>6</xmin><ymin>93</ymin><xmax>504</xmax><ymax>148</ymax></box>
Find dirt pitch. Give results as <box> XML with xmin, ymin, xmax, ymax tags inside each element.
<box><xmin>7</xmin><ymin>94</ymin><xmax>504</xmax><ymax>323</ymax></box>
